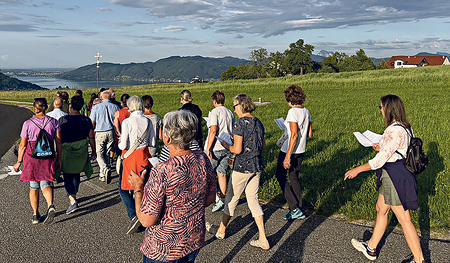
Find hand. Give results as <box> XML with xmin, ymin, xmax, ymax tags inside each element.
<box><xmin>13</xmin><ymin>162</ymin><xmax>21</xmax><ymax>172</ymax></box>
<box><xmin>206</xmin><ymin>150</ymin><xmax>213</xmax><ymax>160</ymax></box>
<box><xmin>129</xmin><ymin>170</ymin><xmax>145</xmax><ymax>192</ymax></box>
<box><xmin>372</xmin><ymin>143</ymin><xmax>380</xmax><ymax>151</ymax></box>
<box><xmin>54</xmin><ymin>160</ymin><xmax>61</xmax><ymax>171</ymax></box>
<box><xmin>283</xmin><ymin>156</ymin><xmax>291</xmax><ymax>170</ymax></box>
<box><xmin>91</xmin><ymin>153</ymin><xmax>97</xmax><ymax>161</ymax></box>
<box><xmin>344</xmin><ymin>167</ymin><xmax>360</xmax><ymax>180</ymax></box>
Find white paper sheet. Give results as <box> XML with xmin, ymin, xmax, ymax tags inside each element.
<box><xmin>353</xmin><ymin>130</ymin><xmax>382</xmax><ymax>147</ymax></box>
<box><xmin>274</xmin><ymin>117</ymin><xmax>286</xmax><ymax>130</ymax></box>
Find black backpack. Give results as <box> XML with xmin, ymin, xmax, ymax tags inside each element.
<box><xmin>395</xmin><ymin>125</ymin><xmax>429</xmax><ymax>175</ymax></box>
<box><xmin>29</xmin><ymin>118</ymin><xmax>55</xmax><ymax>159</ymax></box>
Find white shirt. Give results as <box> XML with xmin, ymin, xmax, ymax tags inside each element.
<box><xmin>281</xmin><ymin>107</ymin><xmax>311</xmax><ymax>154</ymax></box>
<box><xmin>118</xmin><ymin>111</ymin><xmax>155</xmax><ymax>151</ymax></box>
<box><xmin>204</xmin><ymin>106</ymin><xmax>235</xmax><ymax>152</ymax></box>
<box><xmin>46</xmin><ymin>108</ymin><xmax>67</xmax><ymax>121</ymax></box>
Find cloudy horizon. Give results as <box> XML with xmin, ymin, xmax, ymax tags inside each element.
<box><xmin>1</xmin><ymin>0</ymin><xmax>449</xmax><ymax>69</ymax></box>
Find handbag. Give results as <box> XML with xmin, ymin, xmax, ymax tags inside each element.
<box><xmin>276</xmin><ymin>133</ymin><xmax>288</xmax><ymax>148</ymax></box>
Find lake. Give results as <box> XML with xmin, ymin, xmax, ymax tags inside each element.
<box><xmin>16</xmin><ymin>76</ymin><xmax>158</xmax><ymax>90</ymax></box>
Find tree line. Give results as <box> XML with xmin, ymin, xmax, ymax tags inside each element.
<box><xmin>221</xmin><ymin>39</ymin><xmax>390</xmax><ymax>80</ymax></box>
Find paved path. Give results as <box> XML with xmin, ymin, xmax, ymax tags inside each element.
<box><xmin>0</xmin><ymin>103</ymin><xmax>448</xmax><ymax>263</ymax></box>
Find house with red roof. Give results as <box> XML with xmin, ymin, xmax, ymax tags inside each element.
<box><xmin>387</xmin><ymin>56</ymin><xmax>450</xmax><ymax>68</ymax></box>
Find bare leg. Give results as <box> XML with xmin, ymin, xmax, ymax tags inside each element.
<box><xmin>368</xmin><ymin>194</ymin><xmax>391</xmax><ymax>249</ymax></box>
<box><xmin>41</xmin><ymin>185</ymin><xmax>53</xmax><ymax>208</ymax></box>
<box><xmin>218</xmin><ymin>213</ymin><xmax>231</xmax><ymax>235</ymax></box>
<box><xmin>30</xmin><ymin>189</ymin><xmax>39</xmax><ymax>215</ymax></box>
<box><xmin>391</xmin><ymin>205</ymin><xmax>424</xmax><ymax>262</ymax></box>
<box><xmin>217</xmin><ymin>172</ymin><xmax>227</xmax><ymax>198</ymax></box>
<box><xmin>254</xmin><ymin>215</ymin><xmax>268</xmax><ymax>243</ymax></box>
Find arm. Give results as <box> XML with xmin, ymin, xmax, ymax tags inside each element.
<box><xmin>54</xmin><ymin>131</ymin><xmax>62</xmax><ymax>171</ymax></box>
<box><xmin>283</xmin><ymin>121</ymin><xmax>299</xmax><ymax>169</ymax></box>
<box><xmin>228</xmin><ymin>134</ymin><xmax>243</xmax><ymax>154</ymax></box>
<box><xmin>13</xmin><ymin>138</ymin><xmax>28</xmax><ymax>172</ymax></box>
<box><xmin>308</xmin><ymin>122</ymin><xmax>313</xmax><ymax>138</ymax></box>
<box><xmin>344</xmin><ymin>163</ymin><xmax>371</xmax><ymax>180</ymax></box>
<box><xmin>129</xmin><ymin>170</ymin><xmax>159</xmax><ymax>227</ymax></box>
<box><xmin>113</xmin><ymin>110</ymin><xmax>121</xmax><ymax>136</ymax></box>
<box><xmin>88</xmin><ymin>129</ymin><xmax>96</xmax><ymax>158</ymax></box>
<box><xmin>158</xmin><ymin>126</ymin><xmax>163</xmax><ymax>140</ymax></box>
<box><xmin>118</xmin><ymin>121</ymin><xmax>129</xmax><ymax>150</ymax></box>
<box><xmin>206</xmin><ymin>125</ymin><xmax>218</xmax><ymax>160</ymax></box>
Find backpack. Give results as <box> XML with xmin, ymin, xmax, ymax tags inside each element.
<box><xmin>29</xmin><ymin>118</ymin><xmax>55</xmax><ymax>159</ymax></box>
<box><xmin>395</xmin><ymin>125</ymin><xmax>429</xmax><ymax>175</ymax></box>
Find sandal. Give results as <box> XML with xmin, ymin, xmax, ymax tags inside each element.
<box><xmin>205</xmin><ymin>222</ymin><xmax>225</xmax><ymax>239</ymax></box>
<box><xmin>249</xmin><ymin>239</ymin><xmax>270</xmax><ymax>250</ymax></box>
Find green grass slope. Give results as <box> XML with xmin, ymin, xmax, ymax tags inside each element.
<box><xmin>1</xmin><ymin>66</ymin><xmax>449</xmax><ymax>231</ymax></box>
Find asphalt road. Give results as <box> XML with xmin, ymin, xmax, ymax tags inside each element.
<box><xmin>0</xmin><ymin>103</ymin><xmax>448</xmax><ymax>263</ymax></box>
<box><xmin>0</xmin><ymin>103</ymin><xmax>33</xmax><ymax>157</ymax></box>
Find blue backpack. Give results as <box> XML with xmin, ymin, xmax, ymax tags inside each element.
<box><xmin>29</xmin><ymin>118</ymin><xmax>55</xmax><ymax>159</ymax></box>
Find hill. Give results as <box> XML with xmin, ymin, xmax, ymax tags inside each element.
<box><xmin>56</xmin><ymin>56</ymin><xmax>250</xmax><ymax>83</ymax></box>
<box><xmin>0</xmin><ymin>72</ymin><xmax>46</xmax><ymax>91</ymax></box>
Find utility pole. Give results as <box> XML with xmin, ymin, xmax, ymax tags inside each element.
<box><xmin>94</xmin><ymin>53</ymin><xmax>102</xmax><ymax>93</ymax></box>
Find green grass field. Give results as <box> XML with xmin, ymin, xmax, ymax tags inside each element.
<box><xmin>1</xmin><ymin>66</ymin><xmax>449</xmax><ymax>232</ymax></box>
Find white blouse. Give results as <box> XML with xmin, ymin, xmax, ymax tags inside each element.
<box><xmin>118</xmin><ymin>110</ymin><xmax>155</xmax><ymax>151</ymax></box>
<box><xmin>368</xmin><ymin>122</ymin><xmax>412</xmax><ymax>170</ymax></box>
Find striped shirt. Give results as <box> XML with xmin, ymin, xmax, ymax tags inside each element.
<box><xmin>158</xmin><ymin>140</ymin><xmax>201</xmax><ymax>161</ymax></box>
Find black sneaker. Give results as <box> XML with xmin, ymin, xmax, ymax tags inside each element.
<box><xmin>43</xmin><ymin>204</ymin><xmax>56</xmax><ymax>224</ymax></box>
<box><xmin>32</xmin><ymin>214</ymin><xmax>40</xmax><ymax>224</ymax></box>
<box><xmin>351</xmin><ymin>239</ymin><xmax>376</xmax><ymax>261</ymax></box>
<box><xmin>127</xmin><ymin>216</ymin><xmax>142</xmax><ymax>235</ymax></box>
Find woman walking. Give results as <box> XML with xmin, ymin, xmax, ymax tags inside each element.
<box><xmin>207</xmin><ymin>94</ymin><xmax>270</xmax><ymax>250</ymax></box>
<box><xmin>13</xmin><ymin>98</ymin><xmax>62</xmax><ymax>224</ymax></box>
<box><xmin>345</xmin><ymin>95</ymin><xmax>425</xmax><ymax>263</ymax></box>
<box><xmin>129</xmin><ymin>110</ymin><xmax>216</xmax><ymax>262</ymax></box>
<box><xmin>276</xmin><ymin>85</ymin><xmax>312</xmax><ymax>220</ymax></box>
<box><xmin>118</xmin><ymin>96</ymin><xmax>155</xmax><ymax>235</ymax></box>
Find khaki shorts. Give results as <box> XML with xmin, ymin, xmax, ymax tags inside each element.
<box><xmin>379</xmin><ymin>169</ymin><xmax>402</xmax><ymax>206</ymax></box>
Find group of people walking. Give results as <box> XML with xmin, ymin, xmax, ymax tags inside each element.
<box><xmin>12</xmin><ymin>85</ymin><xmax>426</xmax><ymax>263</ymax></box>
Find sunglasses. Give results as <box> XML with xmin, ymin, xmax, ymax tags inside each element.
<box><xmin>379</xmin><ymin>105</ymin><xmax>383</xmax><ymax>109</ymax></box>
<box><xmin>233</xmin><ymin>103</ymin><xmax>239</xmax><ymax>110</ymax></box>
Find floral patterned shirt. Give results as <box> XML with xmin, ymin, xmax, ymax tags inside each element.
<box><xmin>368</xmin><ymin>122</ymin><xmax>411</xmax><ymax>170</ymax></box>
<box><xmin>140</xmin><ymin>151</ymin><xmax>216</xmax><ymax>261</ymax></box>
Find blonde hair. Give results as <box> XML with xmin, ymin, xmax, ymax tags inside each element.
<box><xmin>233</xmin><ymin>94</ymin><xmax>256</xmax><ymax>113</ymax></box>
<box><xmin>181</xmin><ymin>90</ymin><xmax>193</xmax><ymax>103</ymax></box>
<box><xmin>33</xmin><ymin>98</ymin><xmax>48</xmax><ymax>113</ymax></box>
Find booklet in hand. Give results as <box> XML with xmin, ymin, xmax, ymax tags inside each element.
<box><xmin>274</xmin><ymin>117</ymin><xmax>286</xmax><ymax>130</ymax></box>
<box><xmin>216</xmin><ymin>132</ymin><xmax>233</xmax><ymax>146</ymax></box>
<box><xmin>353</xmin><ymin>130</ymin><xmax>382</xmax><ymax>147</ymax></box>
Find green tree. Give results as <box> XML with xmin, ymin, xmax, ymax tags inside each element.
<box><xmin>283</xmin><ymin>39</ymin><xmax>315</xmax><ymax>75</ymax></box>
<box><xmin>249</xmin><ymin>48</ymin><xmax>268</xmax><ymax>78</ymax></box>
<box><xmin>355</xmin><ymin>49</ymin><xmax>375</xmax><ymax>70</ymax></box>
<box><xmin>376</xmin><ymin>59</ymin><xmax>391</xmax><ymax>69</ymax></box>
<box><xmin>319</xmin><ymin>52</ymin><xmax>348</xmax><ymax>73</ymax></box>
<box><xmin>265</xmin><ymin>51</ymin><xmax>285</xmax><ymax>77</ymax></box>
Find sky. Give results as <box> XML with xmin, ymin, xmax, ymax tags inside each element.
<box><xmin>1</xmin><ymin>0</ymin><xmax>449</xmax><ymax>69</ymax></box>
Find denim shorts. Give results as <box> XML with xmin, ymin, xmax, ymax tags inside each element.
<box><xmin>209</xmin><ymin>150</ymin><xmax>230</xmax><ymax>175</ymax></box>
<box><xmin>29</xmin><ymin>180</ymin><xmax>53</xmax><ymax>190</ymax></box>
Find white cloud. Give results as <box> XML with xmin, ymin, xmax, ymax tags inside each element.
<box><xmin>96</xmin><ymin>7</ymin><xmax>114</xmax><ymax>12</ymax></box>
<box><xmin>1</xmin><ymin>55</ymin><xmax>8</xmax><ymax>60</ymax></box>
<box><xmin>106</xmin><ymin>0</ymin><xmax>450</xmax><ymax>37</ymax></box>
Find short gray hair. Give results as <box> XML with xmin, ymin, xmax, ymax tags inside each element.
<box><xmin>163</xmin><ymin>110</ymin><xmax>198</xmax><ymax>150</ymax></box>
<box><xmin>127</xmin><ymin>95</ymin><xmax>145</xmax><ymax>113</ymax></box>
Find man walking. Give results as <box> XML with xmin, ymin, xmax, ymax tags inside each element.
<box><xmin>204</xmin><ymin>90</ymin><xmax>235</xmax><ymax>212</ymax></box>
<box><xmin>90</xmin><ymin>90</ymin><xmax>120</xmax><ymax>183</ymax></box>
<box><xmin>46</xmin><ymin>97</ymin><xmax>68</xmax><ymax>121</ymax></box>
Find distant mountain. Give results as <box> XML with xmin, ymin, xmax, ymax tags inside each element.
<box><xmin>56</xmin><ymin>56</ymin><xmax>250</xmax><ymax>83</ymax></box>
<box><xmin>0</xmin><ymin>72</ymin><xmax>46</xmax><ymax>91</ymax></box>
